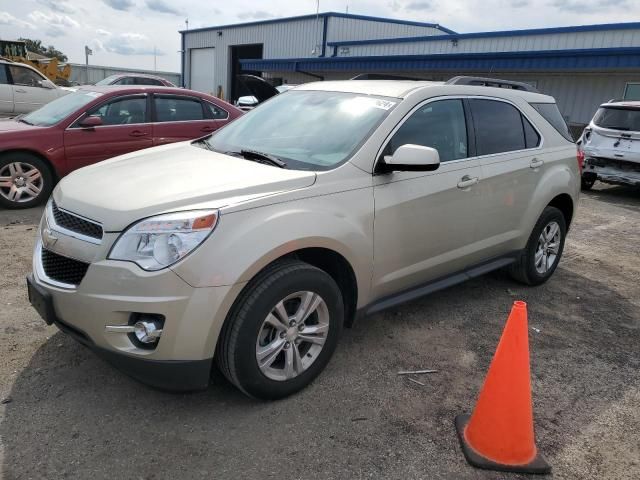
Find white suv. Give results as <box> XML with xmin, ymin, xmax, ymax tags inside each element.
<box><xmin>0</xmin><ymin>59</ymin><xmax>68</xmax><ymax>117</ymax></box>
<box><xmin>27</xmin><ymin>78</ymin><xmax>580</xmax><ymax>399</ymax></box>
<box><xmin>580</xmin><ymin>100</ymin><xmax>640</xmax><ymax>189</ymax></box>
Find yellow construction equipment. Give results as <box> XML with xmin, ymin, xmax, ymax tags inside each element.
<box><xmin>1</xmin><ymin>40</ymin><xmax>72</xmax><ymax>85</ymax></box>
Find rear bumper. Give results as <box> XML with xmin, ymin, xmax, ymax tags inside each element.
<box><xmin>583</xmin><ymin>157</ymin><xmax>640</xmax><ymax>186</ymax></box>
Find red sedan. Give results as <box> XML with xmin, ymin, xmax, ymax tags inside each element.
<box><xmin>0</xmin><ymin>86</ymin><xmax>243</xmax><ymax>208</ymax></box>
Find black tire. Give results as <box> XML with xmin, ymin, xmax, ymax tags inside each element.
<box><xmin>581</xmin><ymin>174</ymin><xmax>596</xmax><ymax>191</ymax></box>
<box><xmin>509</xmin><ymin>206</ymin><xmax>567</xmax><ymax>286</ymax></box>
<box><xmin>216</xmin><ymin>259</ymin><xmax>344</xmax><ymax>400</ymax></box>
<box><xmin>0</xmin><ymin>152</ymin><xmax>54</xmax><ymax>209</ymax></box>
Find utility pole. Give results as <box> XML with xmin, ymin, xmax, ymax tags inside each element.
<box><xmin>84</xmin><ymin>45</ymin><xmax>93</xmax><ymax>84</ymax></box>
<box><xmin>185</xmin><ymin>19</ymin><xmax>189</xmax><ymax>30</ymax></box>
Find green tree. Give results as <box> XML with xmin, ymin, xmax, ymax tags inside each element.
<box><xmin>18</xmin><ymin>38</ymin><xmax>68</xmax><ymax>62</ymax></box>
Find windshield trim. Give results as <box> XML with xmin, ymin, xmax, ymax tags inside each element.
<box><xmin>205</xmin><ymin>90</ymin><xmax>398</xmax><ymax>172</ymax></box>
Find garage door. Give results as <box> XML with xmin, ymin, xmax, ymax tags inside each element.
<box><xmin>190</xmin><ymin>48</ymin><xmax>215</xmax><ymax>95</ymax></box>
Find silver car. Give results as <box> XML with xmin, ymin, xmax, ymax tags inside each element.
<box><xmin>27</xmin><ymin>78</ymin><xmax>580</xmax><ymax>399</ymax></box>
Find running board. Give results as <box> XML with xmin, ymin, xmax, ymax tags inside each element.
<box><xmin>363</xmin><ymin>256</ymin><xmax>516</xmax><ymax>317</ymax></box>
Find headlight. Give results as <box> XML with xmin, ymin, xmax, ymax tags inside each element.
<box><xmin>109</xmin><ymin>210</ymin><xmax>218</xmax><ymax>271</ymax></box>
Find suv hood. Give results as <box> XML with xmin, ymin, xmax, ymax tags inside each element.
<box><xmin>54</xmin><ymin>142</ymin><xmax>316</xmax><ymax>231</ymax></box>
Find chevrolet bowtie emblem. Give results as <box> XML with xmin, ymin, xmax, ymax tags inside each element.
<box><xmin>42</xmin><ymin>227</ymin><xmax>58</xmax><ymax>249</ymax></box>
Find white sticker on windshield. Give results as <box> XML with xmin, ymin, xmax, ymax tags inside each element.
<box><xmin>371</xmin><ymin>99</ymin><xmax>396</xmax><ymax>110</ymax></box>
<box><xmin>85</xmin><ymin>91</ymin><xmax>103</xmax><ymax>98</ymax></box>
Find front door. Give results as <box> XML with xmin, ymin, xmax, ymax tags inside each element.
<box><xmin>0</xmin><ymin>65</ymin><xmax>13</xmax><ymax>116</ymax></box>
<box><xmin>8</xmin><ymin>64</ymin><xmax>58</xmax><ymax>113</ymax></box>
<box><xmin>372</xmin><ymin>98</ymin><xmax>484</xmax><ymax>300</ymax></box>
<box><xmin>151</xmin><ymin>94</ymin><xmax>227</xmax><ymax>146</ymax></box>
<box><xmin>64</xmin><ymin>94</ymin><xmax>153</xmax><ymax>171</ymax></box>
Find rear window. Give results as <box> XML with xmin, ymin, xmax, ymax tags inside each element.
<box><xmin>530</xmin><ymin>103</ymin><xmax>573</xmax><ymax>142</ymax></box>
<box><xmin>592</xmin><ymin>106</ymin><xmax>640</xmax><ymax>132</ymax></box>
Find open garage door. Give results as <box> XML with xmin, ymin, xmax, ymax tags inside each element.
<box><xmin>190</xmin><ymin>47</ymin><xmax>215</xmax><ymax>95</ymax></box>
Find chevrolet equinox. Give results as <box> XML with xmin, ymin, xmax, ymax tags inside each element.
<box><xmin>27</xmin><ymin>78</ymin><xmax>580</xmax><ymax>399</ymax></box>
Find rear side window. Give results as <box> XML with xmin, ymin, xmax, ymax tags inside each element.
<box><xmin>155</xmin><ymin>96</ymin><xmax>205</xmax><ymax>122</ymax></box>
<box><xmin>530</xmin><ymin>102</ymin><xmax>573</xmax><ymax>141</ymax></box>
<box><xmin>0</xmin><ymin>66</ymin><xmax>8</xmax><ymax>84</ymax></box>
<box><xmin>469</xmin><ymin>99</ymin><xmax>541</xmax><ymax>155</ymax></box>
<box><xmin>204</xmin><ymin>101</ymin><xmax>229</xmax><ymax>120</ymax></box>
<box><xmin>387</xmin><ymin>99</ymin><xmax>468</xmax><ymax>162</ymax></box>
<box><xmin>136</xmin><ymin>77</ymin><xmax>163</xmax><ymax>86</ymax></box>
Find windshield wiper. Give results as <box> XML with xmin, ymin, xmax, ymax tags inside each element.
<box><xmin>18</xmin><ymin>118</ymin><xmax>33</xmax><ymax>126</ymax></box>
<box><xmin>238</xmin><ymin>149</ymin><xmax>287</xmax><ymax>168</ymax></box>
<box><xmin>192</xmin><ymin>138</ymin><xmax>214</xmax><ymax>151</ymax></box>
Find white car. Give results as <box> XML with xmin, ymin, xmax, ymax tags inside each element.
<box><xmin>0</xmin><ymin>60</ymin><xmax>68</xmax><ymax>117</ymax></box>
<box><xmin>580</xmin><ymin>100</ymin><xmax>640</xmax><ymax>189</ymax></box>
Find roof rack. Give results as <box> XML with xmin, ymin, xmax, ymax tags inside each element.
<box><xmin>445</xmin><ymin>76</ymin><xmax>539</xmax><ymax>93</ymax></box>
<box><xmin>350</xmin><ymin>73</ymin><xmax>423</xmax><ymax>81</ymax></box>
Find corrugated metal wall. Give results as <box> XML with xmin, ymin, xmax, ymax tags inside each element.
<box><xmin>337</xmin><ymin>29</ymin><xmax>640</xmax><ymax>57</ymax></box>
<box><xmin>69</xmin><ymin>64</ymin><xmax>180</xmax><ymax>85</ymax></box>
<box><xmin>327</xmin><ymin>17</ymin><xmax>442</xmax><ymax>43</ymax></box>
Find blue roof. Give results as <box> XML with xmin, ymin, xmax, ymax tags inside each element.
<box><xmin>180</xmin><ymin>11</ymin><xmax>455</xmax><ymax>35</ymax></box>
<box><xmin>239</xmin><ymin>47</ymin><xmax>640</xmax><ymax>73</ymax></box>
<box><xmin>327</xmin><ymin>22</ymin><xmax>640</xmax><ymax>47</ymax></box>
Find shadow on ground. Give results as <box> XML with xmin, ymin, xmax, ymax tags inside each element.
<box><xmin>2</xmin><ymin>266</ymin><xmax>639</xmax><ymax>479</ymax></box>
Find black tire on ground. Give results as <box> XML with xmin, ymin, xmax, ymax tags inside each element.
<box><xmin>581</xmin><ymin>174</ymin><xmax>596</xmax><ymax>191</ymax></box>
<box><xmin>0</xmin><ymin>152</ymin><xmax>54</xmax><ymax>209</ymax></box>
<box><xmin>509</xmin><ymin>206</ymin><xmax>567</xmax><ymax>286</ymax></box>
<box><xmin>216</xmin><ymin>259</ymin><xmax>344</xmax><ymax>400</ymax></box>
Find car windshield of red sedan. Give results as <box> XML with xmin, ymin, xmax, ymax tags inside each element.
<box><xmin>22</xmin><ymin>90</ymin><xmax>104</xmax><ymax>127</ymax></box>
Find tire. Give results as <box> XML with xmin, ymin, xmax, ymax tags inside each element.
<box><xmin>216</xmin><ymin>259</ymin><xmax>344</xmax><ymax>400</ymax></box>
<box><xmin>0</xmin><ymin>152</ymin><xmax>54</xmax><ymax>209</ymax></box>
<box><xmin>509</xmin><ymin>206</ymin><xmax>567</xmax><ymax>286</ymax></box>
<box><xmin>581</xmin><ymin>174</ymin><xmax>596</xmax><ymax>191</ymax></box>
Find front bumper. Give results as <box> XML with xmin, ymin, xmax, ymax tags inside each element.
<box><xmin>29</xmin><ymin>241</ymin><xmax>243</xmax><ymax>392</ymax></box>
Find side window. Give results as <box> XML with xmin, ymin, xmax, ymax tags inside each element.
<box><xmin>523</xmin><ymin>116</ymin><xmax>540</xmax><ymax>149</ymax></box>
<box><xmin>8</xmin><ymin>65</ymin><xmax>44</xmax><ymax>87</ymax></box>
<box><xmin>137</xmin><ymin>77</ymin><xmax>163</xmax><ymax>86</ymax></box>
<box><xmin>86</xmin><ymin>96</ymin><xmax>147</xmax><ymax>125</ymax></box>
<box><xmin>469</xmin><ymin>99</ymin><xmax>531</xmax><ymax>155</ymax></box>
<box><xmin>387</xmin><ymin>99</ymin><xmax>468</xmax><ymax>162</ymax></box>
<box><xmin>204</xmin><ymin>101</ymin><xmax>229</xmax><ymax>120</ymax></box>
<box><xmin>0</xmin><ymin>66</ymin><xmax>8</xmax><ymax>85</ymax></box>
<box><xmin>155</xmin><ymin>96</ymin><xmax>205</xmax><ymax>122</ymax></box>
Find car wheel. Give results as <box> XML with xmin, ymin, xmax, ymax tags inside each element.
<box><xmin>509</xmin><ymin>206</ymin><xmax>567</xmax><ymax>286</ymax></box>
<box><xmin>216</xmin><ymin>259</ymin><xmax>344</xmax><ymax>400</ymax></box>
<box><xmin>0</xmin><ymin>153</ymin><xmax>53</xmax><ymax>209</ymax></box>
<box><xmin>581</xmin><ymin>174</ymin><xmax>596</xmax><ymax>191</ymax></box>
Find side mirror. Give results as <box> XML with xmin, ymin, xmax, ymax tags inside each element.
<box><xmin>381</xmin><ymin>144</ymin><xmax>440</xmax><ymax>172</ymax></box>
<box><xmin>79</xmin><ymin>116</ymin><xmax>103</xmax><ymax>128</ymax></box>
<box><xmin>236</xmin><ymin>95</ymin><xmax>258</xmax><ymax>108</ymax></box>
<box><xmin>37</xmin><ymin>80</ymin><xmax>55</xmax><ymax>89</ymax></box>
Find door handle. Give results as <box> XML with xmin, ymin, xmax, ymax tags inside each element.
<box><xmin>530</xmin><ymin>158</ymin><xmax>544</xmax><ymax>169</ymax></box>
<box><xmin>201</xmin><ymin>126</ymin><xmax>216</xmax><ymax>133</ymax></box>
<box><xmin>14</xmin><ymin>88</ymin><xmax>26</xmax><ymax>93</ymax></box>
<box><xmin>129</xmin><ymin>130</ymin><xmax>149</xmax><ymax>137</ymax></box>
<box><xmin>457</xmin><ymin>175</ymin><xmax>479</xmax><ymax>189</ymax></box>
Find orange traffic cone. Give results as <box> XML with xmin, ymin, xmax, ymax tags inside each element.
<box><xmin>455</xmin><ymin>301</ymin><xmax>551</xmax><ymax>474</ymax></box>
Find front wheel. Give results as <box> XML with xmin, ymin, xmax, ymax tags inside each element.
<box><xmin>509</xmin><ymin>206</ymin><xmax>567</xmax><ymax>286</ymax></box>
<box><xmin>216</xmin><ymin>260</ymin><xmax>344</xmax><ymax>400</ymax></box>
<box><xmin>0</xmin><ymin>153</ymin><xmax>53</xmax><ymax>209</ymax></box>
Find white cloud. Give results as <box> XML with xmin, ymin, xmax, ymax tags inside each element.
<box><xmin>92</xmin><ymin>32</ymin><xmax>165</xmax><ymax>56</ymax></box>
<box><xmin>102</xmin><ymin>0</ymin><xmax>135</xmax><ymax>11</ymax></box>
<box><xmin>145</xmin><ymin>0</ymin><xmax>183</xmax><ymax>15</ymax></box>
<box><xmin>37</xmin><ymin>0</ymin><xmax>76</xmax><ymax>14</ymax></box>
<box><xmin>0</xmin><ymin>11</ymin><xmax>35</xmax><ymax>29</ymax></box>
<box><xmin>28</xmin><ymin>10</ymin><xmax>79</xmax><ymax>37</ymax></box>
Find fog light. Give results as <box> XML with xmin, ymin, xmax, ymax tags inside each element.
<box><xmin>134</xmin><ymin>320</ymin><xmax>163</xmax><ymax>344</ymax></box>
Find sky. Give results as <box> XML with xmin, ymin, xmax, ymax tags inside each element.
<box><xmin>0</xmin><ymin>0</ymin><xmax>638</xmax><ymax>73</ymax></box>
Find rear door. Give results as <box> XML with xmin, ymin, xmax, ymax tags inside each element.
<box><xmin>8</xmin><ymin>64</ymin><xmax>58</xmax><ymax>113</ymax></box>
<box><xmin>468</xmin><ymin>98</ymin><xmax>543</xmax><ymax>258</ymax></box>
<box><xmin>63</xmin><ymin>94</ymin><xmax>153</xmax><ymax>170</ymax></box>
<box><xmin>372</xmin><ymin>98</ymin><xmax>485</xmax><ymax>299</ymax></box>
<box><xmin>151</xmin><ymin>94</ymin><xmax>227</xmax><ymax>145</ymax></box>
<box><xmin>0</xmin><ymin>65</ymin><xmax>13</xmax><ymax>116</ymax></box>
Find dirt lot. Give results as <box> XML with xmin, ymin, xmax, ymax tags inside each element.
<box><xmin>0</xmin><ymin>185</ymin><xmax>639</xmax><ymax>480</ymax></box>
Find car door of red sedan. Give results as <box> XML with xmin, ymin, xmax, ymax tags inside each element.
<box><xmin>64</xmin><ymin>94</ymin><xmax>153</xmax><ymax>170</ymax></box>
<box><xmin>151</xmin><ymin>94</ymin><xmax>229</xmax><ymax>146</ymax></box>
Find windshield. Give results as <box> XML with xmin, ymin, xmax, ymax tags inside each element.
<box><xmin>22</xmin><ymin>90</ymin><xmax>103</xmax><ymax>127</ymax></box>
<box><xmin>206</xmin><ymin>90</ymin><xmax>396</xmax><ymax>170</ymax></box>
<box><xmin>593</xmin><ymin>106</ymin><xmax>640</xmax><ymax>131</ymax></box>
<box><xmin>95</xmin><ymin>75</ymin><xmax>120</xmax><ymax>86</ymax></box>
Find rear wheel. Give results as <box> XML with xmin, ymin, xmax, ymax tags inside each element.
<box><xmin>509</xmin><ymin>206</ymin><xmax>567</xmax><ymax>286</ymax></box>
<box><xmin>216</xmin><ymin>260</ymin><xmax>343</xmax><ymax>400</ymax></box>
<box><xmin>581</xmin><ymin>173</ymin><xmax>596</xmax><ymax>191</ymax></box>
<box><xmin>0</xmin><ymin>153</ymin><xmax>53</xmax><ymax>209</ymax></box>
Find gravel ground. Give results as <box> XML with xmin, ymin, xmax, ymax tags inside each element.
<box><xmin>0</xmin><ymin>184</ymin><xmax>639</xmax><ymax>480</ymax></box>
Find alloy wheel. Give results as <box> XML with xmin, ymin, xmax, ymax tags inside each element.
<box><xmin>0</xmin><ymin>162</ymin><xmax>43</xmax><ymax>204</ymax></box>
<box><xmin>256</xmin><ymin>291</ymin><xmax>330</xmax><ymax>381</ymax></box>
<box><xmin>535</xmin><ymin>221</ymin><xmax>561</xmax><ymax>274</ymax></box>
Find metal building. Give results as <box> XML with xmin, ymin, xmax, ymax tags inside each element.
<box><xmin>181</xmin><ymin>12</ymin><xmax>640</xmax><ymax>129</ymax></box>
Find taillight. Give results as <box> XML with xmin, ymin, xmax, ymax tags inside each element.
<box><xmin>577</xmin><ymin>149</ymin><xmax>585</xmax><ymax>173</ymax></box>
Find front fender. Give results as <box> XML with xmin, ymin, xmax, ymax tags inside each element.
<box><xmin>171</xmin><ymin>187</ymin><xmax>375</xmax><ymax>306</ymax></box>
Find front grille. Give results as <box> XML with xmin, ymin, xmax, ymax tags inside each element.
<box><xmin>41</xmin><ymin>248</ymin><xmax>90</xmax><ymax>286</ymax></box>
<box><xmin>51</xmin><ymin>201</ymin><xmax>103</xmax><ymax>240</ymax></box>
